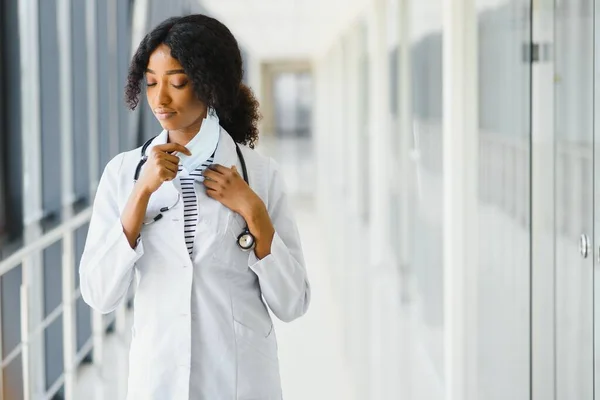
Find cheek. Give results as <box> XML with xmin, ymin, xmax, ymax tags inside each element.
<box><xmin>178</xmin><ymin>92</ymin><xmax>206</xmax><ymax>116</ymax></box>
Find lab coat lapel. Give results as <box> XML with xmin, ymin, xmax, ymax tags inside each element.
<box><xmin>195</xmin><ymin>127</ymin><xmax>237</xmax><ymax>207</ymax></box>
<box><xmin>195</xmin><ymin>128</ymin><xmax>239</xmax><ymax>232</ymax></box>
<box><xmin>212</xmin><ymin>128</ymin><xmax>237</xmax><ymax>169</ymax></box>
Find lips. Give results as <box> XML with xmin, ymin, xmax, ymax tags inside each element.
<box><xmin>155</xmin><ymin>110</ymin><xmax>176</xmax><ymax>120</ymax></box>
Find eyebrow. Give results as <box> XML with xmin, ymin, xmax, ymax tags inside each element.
<box><xmin>146</xmin><ymin>68</ymin><xmax>186</xmax><ymax>75</ymax></box>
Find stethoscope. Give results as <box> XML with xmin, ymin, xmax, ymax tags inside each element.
<box><xmin>134</xmin><ymin>136</ymin><xmax>256</xmax><ymax>252</ymax></box>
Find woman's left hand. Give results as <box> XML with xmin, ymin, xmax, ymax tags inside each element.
<box><xmin>202</xmin><ymin>164</ymin><xmax>261</xmax><ymax>217</ymax></box>
<box><xmin>203</xmin><ymin>163</ymin><xmax>275</xmax><ymax>259</ymax></box>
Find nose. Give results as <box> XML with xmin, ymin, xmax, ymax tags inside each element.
<box><xmin>155</xmin><ymin>82</ymin><xmax>171</xmax><ymax>106</ymax></box>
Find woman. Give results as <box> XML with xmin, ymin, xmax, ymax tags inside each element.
<box><xmin>79</xmin><ymin>14</ymin><xmax>310</xmax><ymax>400</ymax></box>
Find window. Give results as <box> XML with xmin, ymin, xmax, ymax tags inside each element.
<box><xmin>0</xmin><ymin>5</ymin><xmax>24</xmax><ymax>400</ymax></box>
<box><xmin>71</xmin><ymin>0</ymin><xmax>90</xmax><ymax>206</ymax></box>
<box><xmin>39</xmin><ymin>0</ymin><xmax>63</xmax><ymax>224</ymax></box>
<box><xmin>273</xmin><ymin>71</ymin><xmax>313</xmax><ymax>138</ymax></box>
<box><xmin>0</xmin><ymin>0</ymin><xmax>6</xmax><ymax>245</ymax></box>
<box><xmin>0</xmin><ymin>0</ymin><xmax>23</xmax><ymax>252</ymax></box>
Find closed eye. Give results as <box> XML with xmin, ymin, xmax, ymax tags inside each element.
<box><xmin>173</xmin><ymin>82</ymin><xmax>188</xmax><ymax>89</ymax></box>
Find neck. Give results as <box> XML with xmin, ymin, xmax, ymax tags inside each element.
<box><xmin>167</xmin><ymin>115</ymin><xmax>204</xmax><ymax>146</ymax></box>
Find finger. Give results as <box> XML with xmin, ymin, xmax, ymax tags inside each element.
<box><xmin>230</xmin><ymin>165</ymin><xmax>241</xmax><ymax>177</ymax></box>
<box><xmin>210</xmin><ymin>164</ymin><xmax>231</xmax><ymax>175</ymax></box>
<box><xmin>153</xmin><ymin>150</ymin><xmax>180</xmax><ymax>165</ymax></box>
<box><xmin>202</xmin><ymin>168</ymin><xmax>225</xmax><ymax>183</ymax></box>
<box><xmin>202</xmin><ymin>178</ymin><xmax>220</xmax><ymax>191</ymax></box>
<box><xmin>205</xmin><ymin>185</ymin><xmax>224</xmax><ymax>199</ymax></box>
<box><xmin>205</xmin><ymin>188</ymin><xmax>218</xmax><ymax>200</ymax></box>
<box><xmin>159</xmin><ymin>159</ymin><xmax>179</xmax><ymax>174</ymax></box>
<box><xmin>154</xmin><ymin>143</ymin><xmax>191</xmax><ymax>156</ymax></box>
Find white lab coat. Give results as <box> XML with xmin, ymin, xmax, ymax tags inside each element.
<box><xmin>79</xmin><ymin>128</ymin><xmax>311</xmax><ymax>400</ymax></box>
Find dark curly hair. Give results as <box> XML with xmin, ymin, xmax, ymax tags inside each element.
<box><xmin>125</xmin><ymin>14</ymin><xmax>261</xmax><ymax>148</ymax></box>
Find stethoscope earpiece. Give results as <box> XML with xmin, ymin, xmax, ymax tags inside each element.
<box><xmin>141</xmin><ymin>195</ymin><xmax>179</xmax><ymax>225</ymax></box>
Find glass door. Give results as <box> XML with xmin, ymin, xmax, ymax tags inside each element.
<box><xmin>594</xmin><ymin>0</ymin><xmax>600</xmax><ymax>396</ymax></box>
<box><xmin>554</xmin><ymin>0</ymin><xmax>595</xmax><ymax>398</ymax></box>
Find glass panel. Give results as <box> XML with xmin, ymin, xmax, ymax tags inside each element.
<box><xmin>0</xmin><ymin>1</ymin><xmax>6</xmax><ymax>244</ymax></box>
<box><xmin>476</xmin><ymin>1</ymin><xmax>531</xmax><ymax>398</ymax></box>
<box><xmin>43</xmin><ymin>240</ymin><xmax>64</xmax><ymax>391</ymax></box>
<box><xmin>74</xmin><ymin>223</ymin><xmax>92</xmax><ymax>354</ymax></box>
<box><xmin>273</xmin><ymin>72</ymin><xmax>313</xmax><ymax>138</ymax></box>
<box><xmin>389</xmin><ymin>46</ymin><xmax>402</xmax><ymax>263</ymax></box>
<box><xmin>358</xmin><ymin>22</ymin><xmax>370</xmax><ymax>224</ymax></box>
<box><xmin>1</xmin><ymin>0</ymin><xmax>23</xmax><ymax>245</ymax></box>
<box><xmin>407</xmin><ymin>0</ymin><xmax>444</xmax><ymax>396</ymax></box>
<box><xmin>43</xmin><ymin>241</ymin><xmax>63</xmax><ymax>317</ymax></box>
<box><xmin>97</xmin><ymin>0</ymin><xmax>110</xmax><ymax>177</ymax></box>
<box><xmin>117</xmin><ymin>0</ymin><xmax>132</xmax><ymax>152</ymax></box>
<box><xmin>50</xmin><ymin>386</ymin><xmax>65</xmax><ymax>400</ymax></box>
<box><xmin>594</xmin><ymin>0</ymin><xmax>600</xmax><ymax>394</ymax></box>
<box><xmin>389</xmin><ymin>47</ymin><xmax>399</xmax><ymax>118</ymax></box>
<box><xmin>3</xmin><ymin>354</ymin><xmax>23</xmax><ymax>400</ymax></box>
<box><xmin>76</xmin><ymin>296</ymin><xmax>91</xmax><ymax>353</ymax></box>
<box><xmin>1</xmin><ymin>265</ymin><xmax>21</xmax><ymax>358</ymax></box>
<box><xmin>555</xmin><ymin>0</ymin><xmax>594</xmax><ymax>398</ymax></box>
<box><xmin>39</xmin><ymin>0</ymin><xmax>63</xmax><ymax>219</ymax></box>
<box><xmin>75</xmin><ymin>223</ymin><xmax>89</xmax><ymax>289</ymax></box>
<box><xmin>72</xmin><ymin>0</ymin><xmax>90</xmax><ymax>204</ymax></box>
<box><xmin>44</xmin><ymin>316</ymin><xmax>64</xmax><ymax>391</ymax></box>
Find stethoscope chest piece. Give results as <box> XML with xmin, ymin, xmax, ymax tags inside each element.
<box><xmin>237</xmin><ymin>228</ymin><xmax>256</xmax><ymax>251</ymax></box>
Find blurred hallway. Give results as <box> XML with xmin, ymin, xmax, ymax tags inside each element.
<box><xmin>3</xmin><ymin>0</ymin><xmax>600</xmax><ymax>399</ymax></box>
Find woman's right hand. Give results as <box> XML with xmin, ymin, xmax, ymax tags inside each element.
<box><xmin>136</xmin><ymin>143</ymin><xmax>191</xmax><ymax>195</ymax></box>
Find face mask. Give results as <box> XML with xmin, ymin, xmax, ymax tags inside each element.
<box><xmin>177</xmin><ymin>107</ymin><xmax>220</xmax><ymax>173</ymax></box>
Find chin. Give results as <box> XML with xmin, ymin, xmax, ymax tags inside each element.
<box><xmin>157</xmin><ymin>119</ymin><xmax>180</xmax><ymax>131</ymax></box>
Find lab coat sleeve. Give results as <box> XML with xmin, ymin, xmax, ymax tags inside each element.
<box><xmin>79</xmin><ymin>153</ymin><xmax>145</xmax><ymax>314</ymax></box>
<box><xmin>248</xmin><ymin>158</ymin><xmax>311</xmax><ymax>323</ymax></box>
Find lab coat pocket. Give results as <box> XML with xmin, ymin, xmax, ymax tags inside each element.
<box><xmin>234</xmin><ymin>319</ymin><xmax>281</xmax><ymax>399</ymax></box>
<box><xmin>233</xmin><ymin>319</ymin><xmax>277</xmax><ymax>361</ymax></box>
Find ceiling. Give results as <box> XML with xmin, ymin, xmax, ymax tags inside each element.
<box><xmin>200</xmin><ymin>0</ymin><xmax>369</xmax><ymax>60</ymax></box>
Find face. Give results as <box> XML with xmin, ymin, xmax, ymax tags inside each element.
<box><xmin>145</xmin><ymin>43</ymin><xmax>206</xmax><ymax>134</ymax></box>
